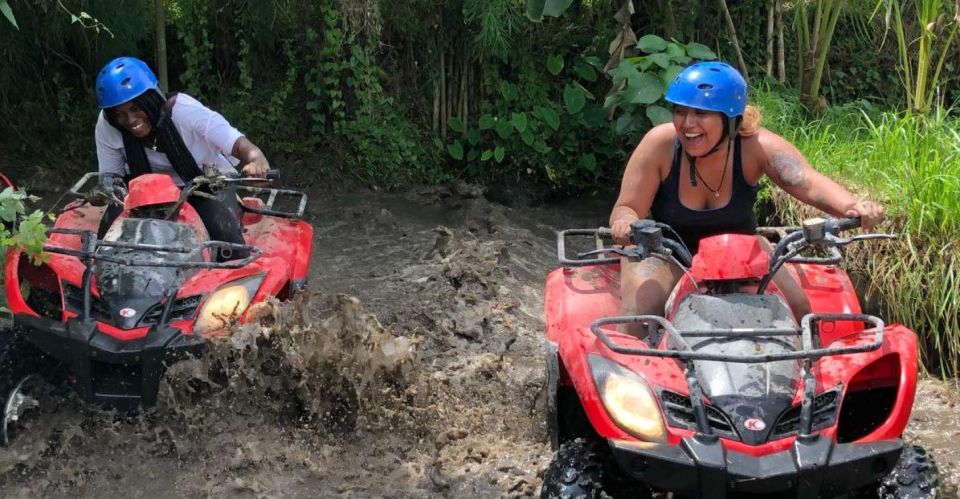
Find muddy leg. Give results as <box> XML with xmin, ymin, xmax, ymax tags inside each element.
<box><xmin>758</xmin><ymin>236</ymin><xmax>811</xmax><ymax>321</ymax></box>
<box><xmin>619</xmin><ymin>255</ymin><xmax>683</xmax><ymax>337</ymax></box>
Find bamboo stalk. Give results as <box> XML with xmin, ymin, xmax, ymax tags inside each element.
<box><xmin>766</xmin><ymin>0</ymin><xmax>775</xmax><ymax>77</ymax></box>
<box><xmin>433</xmin><ymin>76</ymin><xmax>440</xmax><ymax>134</ymax></box>
<box><xmin>776</xmin><ymin>0</ymin><xmax>785</xmax><ymax>82</ymax></box>
<box><xmin>716</xmin><ymin>0</ymin><xmax>749</xmax><ymax>80</ymax></box>
<box><xmin>459</xmin><ymin>56</ymin><xmax>467</xmax><ymax>130</ymax></box>
<box><xmin>440</xmin><ymin>51</ymin><xmax>447</xmax><ymax>135</ymax></box>
<box><xmin>155</xmin><ymin>0</ymin><xmax>168</xmax><ymax>92</ymax></box>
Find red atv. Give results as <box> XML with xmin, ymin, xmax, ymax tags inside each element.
<box><xmin>1</xmin><ymin>169</ymin><xmax>311</xmax><ymax>443</ymax></box>
<box><xmin>542</xmin><ymin>219</ymin><xmax>939</xmax><ymax>498</ymax></box>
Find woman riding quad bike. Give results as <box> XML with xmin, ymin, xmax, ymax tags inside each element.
<box><xmin>543</xmin><ymin>218</ymin><xmax>939</xmax><ymax>498</ymax></box>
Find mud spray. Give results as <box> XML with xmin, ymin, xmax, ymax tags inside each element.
<box><xmin>0</xmin><ymin>183</ymin><xmax>958</xmax><ymax>497</ymax></box>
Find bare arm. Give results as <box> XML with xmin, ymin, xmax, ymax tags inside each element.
<box><xmin>232</xmin><ymin>136</ymin><xmax>270</xmax><ymax>177</ymax></box>
<box><xmin>758</xmin><ymin>130</ymin><xmax>883</xmax><ymax>228</ymax></box>
<box><xmin>609</xmin><ymin>124</ymin><xmax>672</xmax><ymax>244</ymax></box>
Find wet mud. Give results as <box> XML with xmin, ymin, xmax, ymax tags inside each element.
<box><xmin>0</xmin><ymin>181</ymin><xmax>958</xmax><ymax>497</ymax></box>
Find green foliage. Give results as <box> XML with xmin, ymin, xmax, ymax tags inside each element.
<box><xmin>1</xmin><ymin>0</ymin><xmax>17</xmax><ymax>28</ymax></box>
<box><xmin>603</xmin><ymin>35</ymin><xmax>717</xmax><ymax>140</ymax></box>
<box><xmin>0</xmin><ymin>188</ymin><xmax>48</xmax><ymax>267</ymax></box>
<box><xmin>526</xmin><ymin>0</ymin><xmax>574</xmax><ymax>22</ymax></box>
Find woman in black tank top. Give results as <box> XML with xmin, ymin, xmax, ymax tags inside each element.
<box><xmin>607</xmin><ymin>61</ymin><xmax>884</xmax><ymax>334</ymax></box>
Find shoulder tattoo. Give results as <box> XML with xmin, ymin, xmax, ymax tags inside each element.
<box><xmin>770</xmin><ymin>152</ymin><xmax>805</xmax><ymax>187</ymax></box>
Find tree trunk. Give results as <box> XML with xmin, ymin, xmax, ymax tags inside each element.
<box><xmin>766</xmin><ymin>0</ymin><xmax>775</xmax><ymax>77</ymax></box>
<box><xmin>154</xmin><ymin>0</ymin><xmax>168</xmax><ymax>92</ymax></box>
<box><xmin>716</xmin><ymin>0</ymin><xmax>749</xmax><ymax>80</ymax></box>
<box><xmin>776</xmin><ymin>0</ymin><xmax>785</xmax><ymax>82</ymax></box>
<box><xmin>659</xmin><ymin>0</ymin><xmax>677</xmax><ymax>40</ymax></box>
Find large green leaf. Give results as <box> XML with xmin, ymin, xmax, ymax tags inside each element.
<box><xmin>447</xmin><ymin>140</ymin><xmax>464</xmax><ymax>160</ymax></box>
<box><xmin>573</xmin><ymin>60</ymin><xmax>598</xmax><ymax>81</ymax></box>
<box><xmin>512</xmin><ymin>112</ymin><xmax>528</xmax><ymax>133</ymax></box>
<box><xmin>1</xmin><ymin>0</ymin><xmax>17</xmax><ymax>29</ymax></box>
<box><xmin>499</xmin><ymin>81</ymin><xmax>518</xmax><ymax>101</ymax></box>
<box><xmin>580</xmin><ymin>153</ymin><xmax>598</xmax><ymax>173</ymax></box>
<box><xmin>637</xmin><ymin>34</ymin><xmax>667</xmax><ymax>53</ymax></box>
<box><xmin>645</xmin><ymin>105</ymin><xmax>673</xmax><ymax>125</ymax></box>
<box><xmin>543</xmin><ymin>0</ymin><xmax>574</xmax><ymax>16</ymax></box>
<box><xmin>648</xmin><ymin>52</ymin><xmax>672</xmax><ymax>69</ymax></box>
<box><xmin>526</xmin><ymin>0</ymin><xmax>573</xmax><ymax>21</ymax></box>
<box><xmin>478</xmin><ymin>114</ymin><xmax>496</xmax><ymax>130</ymax></box>
<box><xmin>610</xmin><ymin>60</ymin><xmax>641</xmax><ymax>85</ymax></box>
<box><xmin>539</xmin><ymin>106</ymin><xmax>561</xmax><ymax>130</ymax></box>
<box><xmin>521</xmin><ymin>129</ymin><xmax>535</xmax><ymax>146</ymax></box>
<box><xmin>494</xmin><ymin>146</ymin><xmax>506</xmax><ymax>163</ymax></box>
<box><xmin>665</xmin><ymin>42</ymin><xmax>686</xmax><ymax>58</ymax></box>
<box><xmin>547</xmin><ymin>55</ymin><xmax>564</xmax><ymax>75</ymax></box>
<box><xmin>660</xmin><ymin>64</ymin><xmax>684</xmax><ymax>88</ymax></box>
<box><xmin>526</xmin><ymin>0</ymin><xmax>546</xmax><ymax>21</ymax></box>
<box><xmin>449</xmin><ymin>117</ymin><xmax>464</xmax><ymax>133</ymax></box>
<box><xmin>626</xmin><ymin>72</ymin><xmax>663</xmax><ymax>104</ymax></box>
<box><xmin>685</xmin><ymin>42</ymin><xmax>717</xmax><ymax>60</ymax></box>
<box><xmin>495</xmin><ymin>119</ymin><xmax>513</xmax><ymax>139</ymax></box>
<box><xmin>563</xmin><ymin>84</ymin><xmax>586</xmax><ymax>114</ymax></box>
<box><xmin>466</xmin><ymin>128</ymin><xmax>481</xmax><ymax>146</ymax></box>
<box><xmin>481</xmin><ymin>150</ymin><xmax>494</xmax><ymax>162</ymax></box>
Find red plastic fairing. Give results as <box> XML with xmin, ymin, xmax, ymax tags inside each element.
<box><xmin>690</xmin><ymin>234</ymin><xmax>770</xmax><ymax>280</ymax></box>
<box><xmin>4</xmin><ymin>250</ymin><xmax>39</xmax><ymax>317</ymax></box>
<box><xmin>124</xmin><ymin>173</ymin><xmax>182</xmax><ymax>211</ymax></box>
<box><xmin>290</xmin><ymin>220</ymin><xmax>314</xmax><ymax>283</ymax></box>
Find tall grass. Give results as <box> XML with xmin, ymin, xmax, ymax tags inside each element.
<box><xmin>755</xmin><ymin>88</ymin><xmax>960</xmax><ymax>377</ymax></box>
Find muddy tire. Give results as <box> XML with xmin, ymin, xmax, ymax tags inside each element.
<box><xmin>877</xmin><ymin>444</ymin><xmax>940</xmax><ymax>499</ymax></box>
<box><xmin>0</xmin><ymin>329</ymin><xmax>56</xmax><ymax>446</ymax></box>
<box><xmin>540</xmin><ymin>438</ymin><xmax>647</xmax><ymax>499</ymax></box>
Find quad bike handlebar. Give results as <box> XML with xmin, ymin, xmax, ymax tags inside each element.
<box><xmin>556</xmin><ymin>220</ymin><xmax>693</xmax><ymax>267</ymax></box>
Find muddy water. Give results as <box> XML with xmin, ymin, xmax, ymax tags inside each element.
<box><xmin>0</xmin><ymin>181</ymin><xmax>957</xmax><ymax>497</ymax></box>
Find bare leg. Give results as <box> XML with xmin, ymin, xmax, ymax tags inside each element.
<box><xmin>619</xmin><ymin>255</ymin><xmax>684</xmax><ymax>337</ymax></box>
<box><xmin>758</xmin><ymin>236</ymin><xmax>811</xmax><ymax>321</ymax></box>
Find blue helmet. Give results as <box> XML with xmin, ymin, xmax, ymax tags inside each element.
<box><xmin>664</xmin><ymin>61</ymin><xmax>747</xmax><ymax>118</ymax></box>
<box><xmin>95</xmin><ymin>57</ymin><xmax>159</xmax><ymax>109</ymax></box>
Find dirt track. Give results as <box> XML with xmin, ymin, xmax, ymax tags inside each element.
<box><xmin>0</xmin><ymin>181</ymin><xmax>957</xmax><ymax>497</ymax></box>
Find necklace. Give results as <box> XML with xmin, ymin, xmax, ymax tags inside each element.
<box><xmin>687</xmin><ymin>139</ymin><xmax>731</xmax><ymax>198</ymax></box>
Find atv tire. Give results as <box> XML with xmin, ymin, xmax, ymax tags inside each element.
<box><xmin>540</xmin><ymin>438</ymin><xmax>648</xmax><ymax>499</ymax></box>
<box><xmin>878</xmin><ymin>444</ymin><xmax>940</xmax><ymax>499</ymax></box>
<box><xmin>0</xmin><ymin>329</ymin><xmax>56</xmax><ymax>446</ymax></box>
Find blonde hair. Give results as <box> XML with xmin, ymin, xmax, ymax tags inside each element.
<box><xmin>739</xmin><ymin>105</ymin><xmax>761</xmax><ymax>136</ymax></box>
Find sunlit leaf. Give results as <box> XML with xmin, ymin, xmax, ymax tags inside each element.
<box><xmin>573</xmin><ymin>60</ymin><xmax>597</xmax><ymax>81</ymax></box>
<box><xmin>685</xmin><ymin>42</ymin><xmax>716</xmax><ymax>60</ymax></box>
<box><xmin>543</xmin><ymin>0</ymin><xmax>574</xmax><ymax>17</ymax></box>
<box><xmin>1</xmin><ymin>0</ymin><xmax>19</xmax><ymax>29</ymax></box>
<box><xmin>494</xmin><ymin>146</ymin><xmax>505</xmax><ymax>163</ymax></box>
<box><xmin>637</xmin><ymin>34</ymin><xmax>667</xmax><ymax>53</ymax></box>
<box><xmin>646</xmin><ymin>105</ymin><xmax>672</xmax><ymax>125</ymax></box>
<box><xmin>626</xmin><ymin>72</ymin><xmax>663</xmax><ymax>104</ymax></box>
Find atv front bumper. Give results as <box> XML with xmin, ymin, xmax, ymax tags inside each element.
<box><xmin>609</xmin><ymin>434</ymin><xmax>902</xmax><ymax>498</ymax></box>
<box><xmin>15</xmin><ymin>314</ymin><xmax>204</xmax><ymax>409</ymax></box>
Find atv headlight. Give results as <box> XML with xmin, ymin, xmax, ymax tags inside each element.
<box><xmin>194</xmin><ymin>275</ymin><xmax>263</xmax><ymax>335</ymax></box>
<box><xmin>589</xmin><ymin>355</ymin><xmax>666</xmax><ymax>443</ymax></box>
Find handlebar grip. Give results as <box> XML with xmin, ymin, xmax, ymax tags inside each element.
<box><xmin>833</xmin><ymin>217</ymin><xmax>861</xmax><ymax>232</ymax></box>
<box><xmin>265</xmin><ymin>169</ymin><xmax>280</xmax><ymax>181</ymax></box>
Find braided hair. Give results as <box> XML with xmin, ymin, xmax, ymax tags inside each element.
<box><xmin>104</xmin><ymin>89</ymin><xmax>203</xmax><ymax>182</ymax></box>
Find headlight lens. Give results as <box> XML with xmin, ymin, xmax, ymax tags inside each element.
<box><xmin>194</xmin><ymin>275</ymin><xmax>263</xmax><ymax>335</ymax></box>
<box><xmin>589</xmin><ymin>355</ymin><xmax>666</xmax><ymax>443</ymax></box>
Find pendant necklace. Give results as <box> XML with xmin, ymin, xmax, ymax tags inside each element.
<box><xmin>687</xmin><ymin>141</ymin><xmax>731</xmax><ymax>198</ymax></box>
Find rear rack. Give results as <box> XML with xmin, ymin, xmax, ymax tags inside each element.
<box><xmin>43</xmin><ymin>228</ymin><xmax>261</xmax><ymax>325</ymax></box>
<box><xmin>591</xmin><ymin>312</ymin><xmax>884</xmax><ymax>441</ymax></box>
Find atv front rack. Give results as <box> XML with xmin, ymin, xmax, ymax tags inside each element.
<box><xmin>590</xmin><ymin>313</ymin><xmax>884</xmax><ymax>439</ymax></box>
<box><xmin>43</xmin><ymin>228</ymin><xmax>261</xmax><ymax>323</ymax></box>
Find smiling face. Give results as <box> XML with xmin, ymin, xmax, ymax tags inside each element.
<box><xmin>111</xmin><ymin>101</ymin><xmax>151</xmax><ymax>138</ymax></box>
<box><xmin>671</xmin><ymin>105</ymin><xmax>725</xmax><ymax>157</ymax></box>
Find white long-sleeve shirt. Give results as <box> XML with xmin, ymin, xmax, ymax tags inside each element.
<box><xmin>95</xmin><ymin>93</ymin><xmax>244</xmax><ymax>186</ymax></box>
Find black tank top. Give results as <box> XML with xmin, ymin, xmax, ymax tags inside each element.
<box><xmin>650</xmin><ymin>136</ymin><xmax>759</xmax><ymax>255</ymax></box>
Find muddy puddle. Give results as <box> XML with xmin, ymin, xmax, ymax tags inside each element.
<box><xmin>0</xmin><ymin>180</ymin><xmax>958</xmax><ymax>497</ymax></box>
